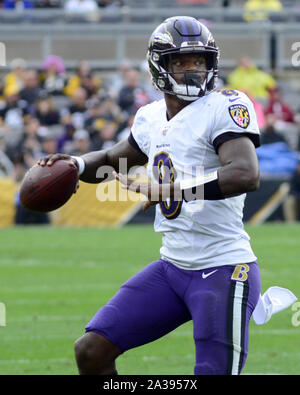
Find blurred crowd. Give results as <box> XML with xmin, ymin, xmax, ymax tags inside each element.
<box><xmin>0</xmin><ymin>0</ymin><xmax>298</xmax><ymax>25</ymax></box>
<box><xmin>0</xmin><ymin>0</ymin><xmax>123</xmax><ymax>10</ymax></box>
<box><xmin>0</xmin><ymin>56</ymin><xmax>163</xmax><ymax>183</ymax></box>
<box><xmin>0</xmin><ymin>0</ymin><xmax>292</xmax><ymax>15</ymax></box>
<box><xmin>1</xmin><ymin>53</ymin><xmax>300</xmax><ymax>222</ymax></box>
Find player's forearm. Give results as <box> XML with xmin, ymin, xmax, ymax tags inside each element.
<box><xmin>218</xmin><ymin>162</ymin><xmax>260</xmax><ymax>197</ymax></box>
<box><xmin>179</xmin><ymin>165</ymin><xmax>258</xmax><ymax>201</ymax></box>
<box><xmin>78</xmin><ymin>139</ymin><xmax>148</xmax><ymax>184</ymax></box>
<box><xmin>79</xmin><ymin>150</ymin><xmax>113</xmax><ymax>184</ymax></box>
<box><xmin>156</xmin><ymin>179</ymin><xmax>223</xmax><ymax>202</ymax></box>
<box><xmin>154</xmin><ymin>163</ymin><xmax>259</xmax><ymax>203</ymax></box>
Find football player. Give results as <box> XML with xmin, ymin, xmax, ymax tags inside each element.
<box><xmin>39</xmin><ymin>16</ymin><xmax>262</xmax><ymax>375</ymax></box>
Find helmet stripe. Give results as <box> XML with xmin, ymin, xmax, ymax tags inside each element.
<box><xmin>190</xmin><ymin>20</ymin><xmax>201</xmax><ymax>41</ymax></box>
<box><xmin>178</xmin><ymin>18</ymin><xmax>201</xmax><ymax>41</ymax></box>
<box><xmin>179</xmin><ymin>19</ymin><xmax>188</xmax><ymax>38</ymax></box>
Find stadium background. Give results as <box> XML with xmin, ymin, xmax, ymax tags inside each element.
<box><xmin>0</xmin><ymin>0</ymin><xmax>300</xmax><ymax>375</ymax></box>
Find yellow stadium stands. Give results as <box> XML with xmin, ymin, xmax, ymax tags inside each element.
<box><xmin>0</xmin><ymin>178</ymin><xmax>144</xmax><ymax>228</ymax></box>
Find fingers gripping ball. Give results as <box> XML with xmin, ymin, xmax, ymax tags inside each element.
<box><xmin>20</xmin><ymin>160</ymin><xmax>79</xmax><ymax>212</ymax></box>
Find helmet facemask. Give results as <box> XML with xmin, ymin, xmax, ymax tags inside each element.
<box><xmin>148</xmin><ymin>49</ymin><xmax>218</xmax><ymax>101</ymax></box>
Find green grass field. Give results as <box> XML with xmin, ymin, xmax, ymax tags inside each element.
<box><xmin>0</xmin><ymin>224</ymin><xmax>299</xmax><ymax>375</ymax></box>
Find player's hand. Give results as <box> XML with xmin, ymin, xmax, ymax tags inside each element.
<box><xmin>37</xmin><ymin>154</ymin><xmax>77</xmax><ymax>168</ymax></box>
<box><xmin>113</xmin><ymin>171</ymin><xmax>159</xmax><ymax>211</ymax></box>
<box><xmin>37</xmin><ymin>154</ymin><xmax>80</xmax><ymax>194</ymax></box>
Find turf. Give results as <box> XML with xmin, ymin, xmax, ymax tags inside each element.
<box><xmin>0</xmin><ymin>224</ymin><xmax>299</xmax><ymax>375</ymax></box>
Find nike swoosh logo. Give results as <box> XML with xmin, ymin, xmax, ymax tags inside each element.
<box><xmin>202</xmin><ymin>269</ymin><xmax>218</xmax><ymax>279</ymax></box>
<box><xmin>229</xmin><ymin>97</ymin><xmax>239</xmax><ymax>102</ymax></box>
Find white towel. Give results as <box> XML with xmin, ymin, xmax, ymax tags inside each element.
<box><xmin>252</xmin><ymin>286</ymin><xmax>298</xmax><ymax>325</ymax></box>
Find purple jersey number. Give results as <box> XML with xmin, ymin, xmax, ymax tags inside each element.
<box><xmin>152</xmin><ymin>152</ymin><xmax>182</xmax><ymax>220</ymax></box>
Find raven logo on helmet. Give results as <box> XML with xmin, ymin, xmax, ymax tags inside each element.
<box><xmin>153</xmin><ymin>32</ymin><xmax>174</xmax><ymax>46</ymax></box>
<box><xmin>147</xmin><ymin>16</ymin><xmax>219</xmax><ymax>101</ymax></box>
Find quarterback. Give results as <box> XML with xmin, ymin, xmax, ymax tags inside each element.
<box><xmin>40</xmin><ymin>16</ymin><xmax>263</xmax><ymax>375</ymax></box>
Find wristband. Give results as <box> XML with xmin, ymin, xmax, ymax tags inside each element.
<box><xmin>180</xmin><ymin>170</ymin><xmax>224</xmax><ymax>201</ymax></box>
<box><xmin>203</xmin><ymin>177</ymin><xmax>224</xmax><ymax>200</ymax></box>
<box><xmin>180</xmin><ymin>170</ymin><xmax>218</xmax><ymax>190</ymax></box>
<box><xmin>71</xmin><ymin>156</ymin><xmax>85</xmax><ymax>176</ymax></box>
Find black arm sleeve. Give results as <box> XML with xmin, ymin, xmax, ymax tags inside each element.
<box><xmin>213</xmin><ymin>131</ymin><xmax>260</xmax><ymax>154</ymax></box>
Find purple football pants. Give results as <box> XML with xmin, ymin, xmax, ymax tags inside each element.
<box><xmin>85</xmin><ymin>259</ymin><xmax>260</xmax><ymax>375</ymax></box>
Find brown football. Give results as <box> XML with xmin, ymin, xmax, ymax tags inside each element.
<box><xmin>20</xmin><ymin>160</ymin><xmax>79</xmax><ymax>212</ymax></box>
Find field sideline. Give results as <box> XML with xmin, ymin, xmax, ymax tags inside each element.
<box><xmin>0</xmin><ymin>224</ymin><xmax>299</xmax><ymax>375</ymax></box>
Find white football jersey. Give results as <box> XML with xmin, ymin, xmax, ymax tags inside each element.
<box><xmin>131</xmin><ymin>89</ymin><xmax>260</xmax><ymax>270</ymax></box>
